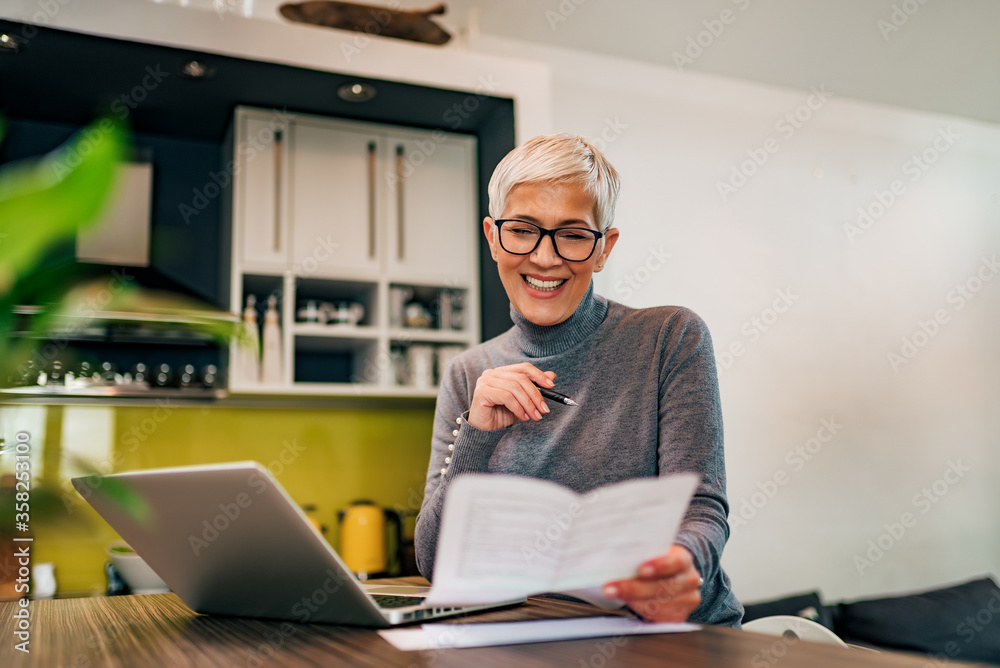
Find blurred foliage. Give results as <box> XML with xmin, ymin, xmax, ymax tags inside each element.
<box><xmin>0</xmin><ymin>116</ymin><xmax>236</xmax><ymax>522</ymax></box>
<box><xmin>0</xmin><ymin>116</ymin><xmax>240</xmax><ymax>386</ymax></box>
<box><xmin>1</xmin><ymin>116</ymin><xmax>127</xmax><ymax>386</ymax></box>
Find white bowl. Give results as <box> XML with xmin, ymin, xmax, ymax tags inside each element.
<box><xmin>106</xmin><ymin>542</ymin><xmax>169</xmax><ymax>594</ymax></box>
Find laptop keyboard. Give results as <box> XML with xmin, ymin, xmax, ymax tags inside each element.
<box><xmin>371</xmin><ymin>594</ymin><xmax>425</xmax><ymax>609</ymax></box>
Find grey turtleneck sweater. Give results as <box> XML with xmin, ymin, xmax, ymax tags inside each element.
<box><xmin>414</xmin><ymin>284</ymin><xmax>743</xmax><ymax>626</ymax></box>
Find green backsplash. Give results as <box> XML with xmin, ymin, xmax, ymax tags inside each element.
<box><xmin>0</xmin><ymin>401</ymin><xmax>435</xmax><ymax>596</ymax></box>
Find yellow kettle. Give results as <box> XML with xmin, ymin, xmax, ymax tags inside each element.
<box><xmin>337</xmin><ymin>500</ymin><xmax>402</xmax><ymax>579</ymax></box>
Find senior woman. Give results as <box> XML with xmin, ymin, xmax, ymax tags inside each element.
<box><xmin>414</xmin><ymin>133</ymin><xmax>743</xmax><ymax>626</ymax></box>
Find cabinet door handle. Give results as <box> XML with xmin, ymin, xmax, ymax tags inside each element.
<box><xmin>367</xmin><ymin>141</ymin><xmax>377</xmax><ymax>259</ymax></box>
<box><xmin>396</xmin><ymin>144</ymin><xmax>405</xmax><ymax>261</ymax></box>
<box><xmin>273</xmin><ymin>129</ymin><xmax>283</xmax><ymax>253</ymax></box>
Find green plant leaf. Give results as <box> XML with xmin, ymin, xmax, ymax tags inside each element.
<box><xmin>68</xmin><ymin>456</ymin><xmax>153</xmax><ymax>527</ymax></box>
<box><xmin>0</xmin><ymin>117</ymin><xmax>129</xmax><ymax>294</ymax></box>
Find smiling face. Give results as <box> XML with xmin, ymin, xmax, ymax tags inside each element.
<box><xmin>484</xmin><ymin>181</ymin><xmax>619</xmax><ymax>327</ymax></box>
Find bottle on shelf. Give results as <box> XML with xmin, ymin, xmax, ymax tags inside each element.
<box><xmin>260</xmin><ymin>294</ymin><xmax>283</xmax><ymax>384</ymax></box>
<box><xmin>234</xmin><ymin>294</ymin><xmax>261</xmax><ymax>384</ymax></box>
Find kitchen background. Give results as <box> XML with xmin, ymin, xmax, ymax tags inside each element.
<box><xmin>1</xmin><ymin>0</ymin><xmax>998</xmax><ymax>607</ymax></box>
<box><xmin>5</xmin><ymin>403</ymin><xmax>433</xmax><ymax>593</ymax></box>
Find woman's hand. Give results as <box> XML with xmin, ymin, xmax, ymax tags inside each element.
<box><xmin>468</xmin><ymin>363</ymin><xmax>557</xmax><ymax>431</ymax></box>
<box><xmin>602</xmin><ymin>545</ymin><xmax>702</xmax><ymax>622</ymax></box>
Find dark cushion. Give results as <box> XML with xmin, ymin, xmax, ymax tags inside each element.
<box><xmin>831</xmin><ymin>576</ymin><xmax>1000</xmax><ymax>666</ymax></box>
<box><xmin>742</xmin><ymin>591</ymin><xmax>835</xmax><ymax>632</ymax></box>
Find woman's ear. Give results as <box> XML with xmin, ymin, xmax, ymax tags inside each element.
<box><xmin>593</xmin><ymin>228</ymin><xmax>620</xmax><ymax>272</ymax></box>
<box><xmin>483</xmin><ymin>217</ymin><xmax>498</xmax><ymax>261</ymax></box>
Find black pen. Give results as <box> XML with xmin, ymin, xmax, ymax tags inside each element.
<box><xmin>534</xmin><ymin>383</ymin><xmax>578</xmax><ymax>407</ymax></box>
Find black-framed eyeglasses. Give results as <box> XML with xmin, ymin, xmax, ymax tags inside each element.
<box><xmin>494</xmin><ymin>219</ymin><xmax>604</xmax><ymax>262</ymax></box>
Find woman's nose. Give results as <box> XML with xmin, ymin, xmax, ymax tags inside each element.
<box><xmin>530</xmin><ymin>233</ymin><xmax>562</xmax><ymax>265</ymax></box>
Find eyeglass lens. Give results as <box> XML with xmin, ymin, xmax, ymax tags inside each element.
<box><xmin>498</xmin><ymin>221</ymin><xmax>598</xmax><ymax>262</ymax></box>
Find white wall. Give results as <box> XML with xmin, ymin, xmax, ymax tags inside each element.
<box><xmin>472</xmin><ymin>36</ymin><xmax>1000</xmax><ymax>603</ymax></box>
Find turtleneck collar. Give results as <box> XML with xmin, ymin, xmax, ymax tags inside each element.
<box><xmin>509</xmin><ymin>282</ymin><xmax>608</xmax><ymax>357</ymax></box>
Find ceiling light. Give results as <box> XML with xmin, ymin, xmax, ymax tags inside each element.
<box><xmin>180</xmin><ymin>60</ymin><xmax>214</xmax><ymax>79</ymax></box>
<box><xmin>0</xmin><ymin>33</ymin><xmax>24</xmax><ymax>53</ymax></box>
<box><xmin>337</xmin><ymin>82</ymin><xmax>377</xmax><ymax>102</ymax></box>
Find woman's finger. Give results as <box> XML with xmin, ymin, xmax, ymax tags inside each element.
<box><xmin>628</xmin><ymin>591</ymin><xmax>702</xmax><ymax>622</ymax></box>
<box><xmin>477</xmin><ymin>366</ymin><xmax>554</xmax><ymax>416</ymax></box>
<box><xmin>468</xmin><ymin>363</ymin><xmax>563</xmax><ymax>429</ymax></box>
<box><xmin>604</xmin><ymin>570</ymin><xmax>700</xmax><ymax>602</ymax></box>
<box><xmin>470</xmin><ymin>378</ymin><xmax>543</xmax><ymax>429</ymax></box>
<box><xmin>636</xmin><ymin>551</ymin><xmax>694</xmax><ymax>580</ymax></box>
<box><xmin>483</xmin><ymin>374</ymin><xmax>545</xmax><ymax>419</ymax></box>
<box><xmin>488</xmin><ymin>363</ymin><xmax>556</xmax><ymax>392</ymax></box>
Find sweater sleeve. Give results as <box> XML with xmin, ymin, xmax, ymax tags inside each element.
<box><xmin>656</xmin><ymin>309</ymin><xmax>743</xmax><ymax>626</ymax></box>
<box><xmin>413</xmin><ymin>358</ymin><xmax>505</xmax><ymax>581</ymax></box>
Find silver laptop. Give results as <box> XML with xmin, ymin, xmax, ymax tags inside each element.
<box><xmin>72</xmin><ymin>461</ymin><xmax>523</xmax><ymax>627</ymax></box>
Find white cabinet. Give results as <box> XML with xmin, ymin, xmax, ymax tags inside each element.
<box><xmin>233</xmin><ymin>111</ymin><xmax>291</xmax><ymax>271</ymax></box>
<box><xmin>383</xmin><ymin>133</ymin><xmax>478</xmax><ymax>286</ymax></box>
<box><xmin>284</xmin><ymin>117</ymin><xmax>478</xmax><ymax>285</ymax></box>
<box><xmin>227</xmin><ymin>107</ymin><xmax>480</xmax><ymax>397</ymax></box>
<box><xmin>287</xmin><ymin>121</ymin><xmax>381</xmax><ymax>278</ymax></box>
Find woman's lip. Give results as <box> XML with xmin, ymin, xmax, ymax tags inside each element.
<box><xmin>521</xmin><ymin>274</ymin><xmax>569</xmax><ymax>298</ymax></box>
<box><xmin>523</xmin><ymin>274</ymin><xmax>569</xmax><ymax>282</ymax></box>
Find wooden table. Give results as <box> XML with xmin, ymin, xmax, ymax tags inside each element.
<box><xmin>1</xmin><ymin>581</ymin><xmax>992</xmax><ymax>667</ymax></box>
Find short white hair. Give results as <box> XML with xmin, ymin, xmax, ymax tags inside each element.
<box><xmin>487</xmin><ymin>133</ymin><xmax>621</xmax><ymax>232</ymax></box>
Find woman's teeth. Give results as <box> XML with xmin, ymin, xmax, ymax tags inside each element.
<box><xmin>524</xmin><ymin>276</ymin><xmax>566</xmax><ymax>291</ymax></box>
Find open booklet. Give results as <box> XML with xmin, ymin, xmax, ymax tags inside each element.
<box><xmin>423</xmin><ymin>473</ymin><xmax>699</xmax><ymax>608</ymax></box>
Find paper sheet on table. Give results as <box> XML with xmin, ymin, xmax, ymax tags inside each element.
<box><xmin>424</xmin><ymin>473</ymin><xmax>699</xmax><ymax>606</ymax></box>
<box><xmin>378</xmin><ymin>617</ymin><xmax>699</xmax><ymax>651</ymax></box>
